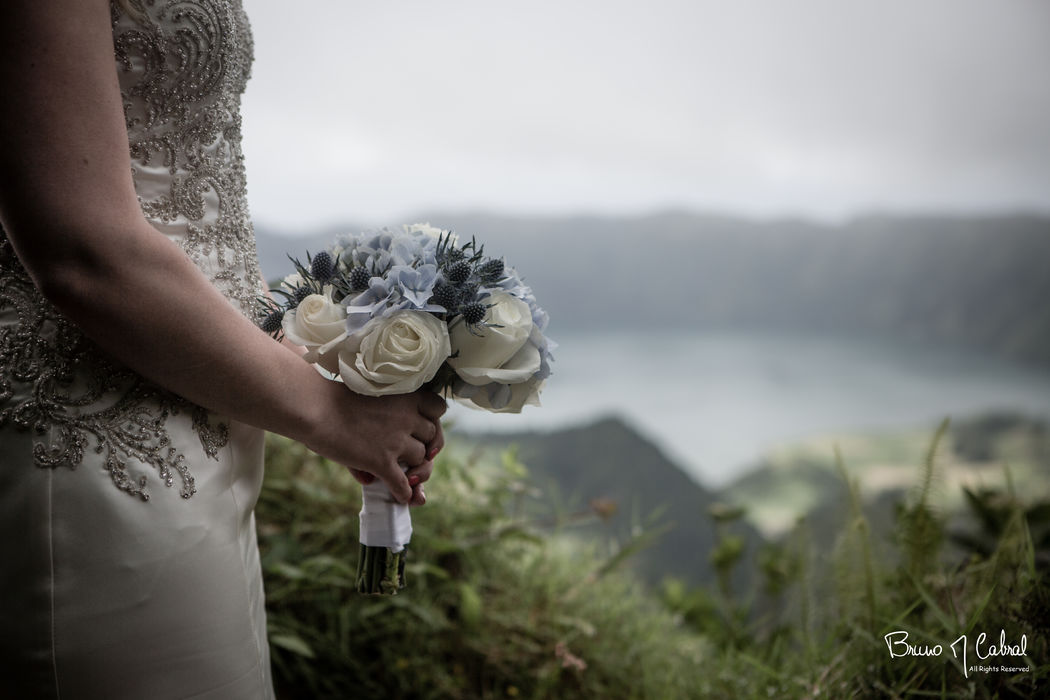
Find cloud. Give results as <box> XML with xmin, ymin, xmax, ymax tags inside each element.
<box><xmin>242</xmin><ymin>0</ymin><xmax>1050</xmax><ymax>228</ymax></box>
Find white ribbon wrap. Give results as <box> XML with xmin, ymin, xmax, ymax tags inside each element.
<box><xmin>359</xmin><ymin>480</ymin><xmax>413</xmax><ymax>553</ymax></box>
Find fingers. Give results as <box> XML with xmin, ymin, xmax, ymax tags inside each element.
<box><xmin>409</xmin><ymin>410</ymin><xmax>444</xmax><ymax>462</ymax></box>
<box><xmin>405</xmin><ymin>433</ymin><xmax>427</xmax><ymax>467</ymax></box>
<box><xmin>417</xmin><ymin>391</ymin><xmax>448</xmax><ymax>421</ymax></box>
<box><xmin>427</xmin><ymin>420</ymin><xmax>445</xmax><ymax>461</ymax></box>
<box><xmin>406</xmin><ymin>425</ymin><xmax>440</xmax><ymax>507</ymax></box>
<box><xmin>372</xmin><ymin>460</ymin><xmax>413</xmax><ymax>505</ymax></box>
<box><xmin>410</xmin><ymin>416</ymin><xmax>438</xmax><ymax>445</ymax></box>
<box><xmin>406</xmin><ymin>466</ymin><xmax>429</xmax><ymax>507</ymax></box>
<box><xmin>348</xmin><ymin>468</ymin><xmax>375</xmax><ymax>486</ymax></box>
<box><xmin>330</xmin><ymin>390</ymin><xmax>446</xmax><ymax>505</ymax></box>
<box><xmin>404</xmin><ymin>459</ymin><xmax>434</xmax><ymax>486</ymax></box>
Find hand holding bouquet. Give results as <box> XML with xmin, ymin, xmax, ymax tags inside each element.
<box><xmin>259</xmin><ymin>223</ymin><xmax>553</xmax><ymax>593</ymax></box>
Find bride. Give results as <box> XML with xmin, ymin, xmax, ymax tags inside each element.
<box><xmin>0</xmin><ymin>1</ymin><xmax>444</xmax><ymax>697</ymax></box>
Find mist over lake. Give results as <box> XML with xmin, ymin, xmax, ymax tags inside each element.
<box><xmin>445</xmin><ymin>328</ymin><xmax>1050</xmax><ymax>488</ymax></box>
<box><xmin>257</xmin><ymin>211</ymin><xmax>1050</xmax><ymax>489</ymax></box>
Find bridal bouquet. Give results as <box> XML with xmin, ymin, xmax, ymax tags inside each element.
<box><xmin>259</xmin><ymin>223</ymin><xmax>553</xmax><ymax>594</ymax></box>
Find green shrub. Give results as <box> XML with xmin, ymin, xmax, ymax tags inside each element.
<box><xmin>260</xmin><ymin>425</ymin><xmax>1048</xmax><ymax>699</ymax></box>
<box><xmin>258</xmin><ymin>437</ymin><xmax>707</xmax><ymax>699</ymax></box>
<box><xmin>663</xmin><ymin>422</ymin><xmax>1048</xmax><ymax>698</ymax></box>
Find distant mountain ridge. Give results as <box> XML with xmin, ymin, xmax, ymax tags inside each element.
<box><xmin>461</xmin><ymin>415</ymin><xmax>761</xmax><ymax>587</ymax></box>
<box><xmin>256</xmin><ymin>211</ymin><xmax>1050</xmax><ymax>367</ymax></box>
<box><xmin>454</xmin><ymin>412</ymin><xmax>1048</xmax><ymax>586</ymax></box>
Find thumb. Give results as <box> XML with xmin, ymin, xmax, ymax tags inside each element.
<box><xmin>375</xmin><ymin>462</ymin><xmax>412</xmax><ymax>505</ymax></box>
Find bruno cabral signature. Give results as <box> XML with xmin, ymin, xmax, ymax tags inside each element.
<box><xmin>884</xmin><ymin>629</ymin><xmax>1029</xmax><ymax>679</ymax></box>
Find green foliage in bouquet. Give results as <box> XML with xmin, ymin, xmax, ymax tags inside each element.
<box><xmin>257</xmin><ymin>436</ymin><xmax>707</xmax><ymax>700</ymax></box>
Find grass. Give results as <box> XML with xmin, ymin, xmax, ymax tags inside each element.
<box><xmin>258</xmin><ymin>424</ymin><xmax>1047</xmax><ymax>698</ymax></box>
<box><xmin>258</xmin><ymin>438</ymin><xmax>706</xmax><ymax>699</ymax></box>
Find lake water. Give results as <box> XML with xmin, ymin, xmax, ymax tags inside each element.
<box><xmin>445</xmin><ymin>329</ymin><xmax>1050</xmax><ymax>488</ymax></box>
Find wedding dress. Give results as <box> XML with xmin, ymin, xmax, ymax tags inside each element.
<box><xmin>0</xmin><ymin>1</ymin><xmax>274</xmax><ymax>697</ymax></box>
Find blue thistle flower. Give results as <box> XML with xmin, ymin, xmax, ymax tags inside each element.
<box><xmin>478</xmin><ymin>258</ymin><xmax>504</xmax><ymax>282</ymax></box>
<box><xmin>461</xmin><ymin>302</ymin><xmax>487</xmax><ymax>325</ymax></box>
<box><xmin>443</xmin><ymin>247</ymin><xmax>466</xmax><ymax>264</ymax></box>
<box><xmin>458</xmin><ymin>283</ymin><xmax>480</xmax><ymax>305</ymax></box>
<box><xmin>261</xmin><ymin>309</ymin><xmax>284</xmax><ymax>335</ymax></box>
<box><xmin>429</xmin><ymin>284</ymin><xmax>458</xmax><ymax>312</ymax></box>
<box><xmin>447</xmin><ymin>260</ymin><xmax>472</xmax><ymax>284</ymax></box>
<box><xmin>349</xmin><ymin>266</ymin><xmax>371</xmax><ymax>291</ymax></box>
<box><xmin>311</xmin><ymin>251</ymin><xmax>335</xmax><ymax>280</ymax></box>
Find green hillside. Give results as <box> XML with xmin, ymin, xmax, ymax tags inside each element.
<box><xmin>720</xmin><ymin>412</ymin><xmax>1050</xmax><ymax>552</ymax></box>
<box><xmin>458</xmin><ymin>415</ymin><xmax>762</xmax><ymax>586</ymax></box>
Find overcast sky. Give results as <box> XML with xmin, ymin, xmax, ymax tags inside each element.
<box><xmin>240</xmin><ymin>0</ymin><xmax>1050</xmax><ymax>230</ymax></box>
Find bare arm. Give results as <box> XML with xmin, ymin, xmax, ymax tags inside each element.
<box><xmin>0</xmin><ymin>1</ymin><xmax>441</xmax><ymax>503</ymax></box>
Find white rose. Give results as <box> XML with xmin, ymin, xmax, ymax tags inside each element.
<box><xmin>282</xmin><ymin>291</ymin><xmax>347</xmax><ymax>373</ymax></box>
<box><xmin>456</xmin><ymin>376</ymin><xmax>545</xmax><ymax>414</ymax></box>
<box><xmin>338</xmin><ymin>310</ymin><xmax>451</xmax><ymax>396</ymax></box>
<box><xmin>403</xmin><ymin>222</ymin><xmax>446</xmax><ymax>240</ymax></box>
<box><xmin>448</xmin><ymin>291</ymin><xmax>540</xmax><ymax>386</ymax></box>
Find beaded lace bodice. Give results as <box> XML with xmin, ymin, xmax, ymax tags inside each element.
<box><xmin>0</xmin><ymin>0</ymin><xmax>259</xmax><ymax>500</ymax></box>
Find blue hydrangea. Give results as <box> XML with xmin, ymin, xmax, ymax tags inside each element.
<box><xmin>337</xmin><ymin>228</ymin><xmax>441</xmax><ymax>276</ymax></box>
<box><xmin>344</xmin><ymin>263</ymin><xmax>444</xmax><ymax>333</ymax></box>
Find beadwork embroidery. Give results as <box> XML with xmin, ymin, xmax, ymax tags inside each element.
<box><xmin>0</xmin><ymin>0</ymin><xmax>258</xmax><ymax>500</ymax></box>
<box><xmin>115</xmin><ymin>0</ymin><xmax>260</xmax><ymax>316</ymax></box>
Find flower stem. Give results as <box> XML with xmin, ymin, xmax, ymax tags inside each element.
<box><xmin>356</xmin><ymin>544</ymin><xmax>406</xmax><ymax>595</ymax></box>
